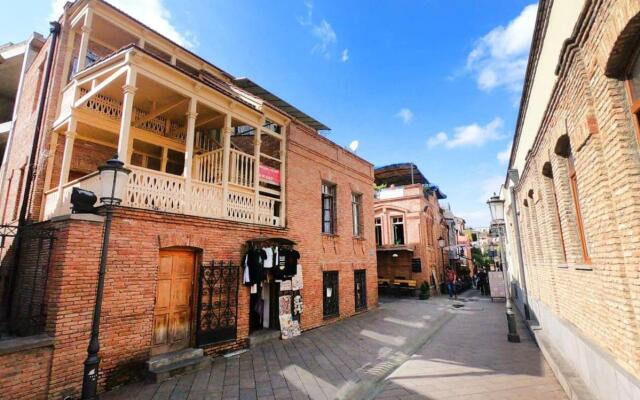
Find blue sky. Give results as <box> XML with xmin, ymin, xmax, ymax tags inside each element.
<box><xmin>1</xmin><ymin>0</ymin><xmax>538</xmax><ymax>227</ymax></box>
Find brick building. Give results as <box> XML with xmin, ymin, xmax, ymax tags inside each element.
<box><xmin>373</xmin><ymin>163</ymin><xmax>449</xmax><ymax>291</ymax></box>
<box><xmin>500</xmin><ymin>0</ymin><xmax>640</xmax><ymax>398</ymax></box>
<box><xmin>0</xmin><ymin>0</ymin><xmax>378</xmax><ymax>398</ymax></box>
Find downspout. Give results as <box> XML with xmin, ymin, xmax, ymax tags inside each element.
<box><xmin>6</xmin><ymin>22</ymin><xmax>61</xmax><ymax>328</ymax></box>
<box><xmin>508</xmin><ymin>168</ymin><xmax>531</xmax><ymax>320</ymax></box>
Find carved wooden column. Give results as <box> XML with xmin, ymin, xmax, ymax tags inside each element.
<box><xmin>76</xmin><ymin>9</ymin><xmax>93</xmax><ymax>71</ymax></box>
<box><xmin>221</xmin><ymin>114</ymin><xmax>232</xmax><ymax>218</ymax></box>
<box><xmin>55</xmin><ymin>118</ymin><xmax>77</xmax><ymax>210</ymax></box>
<box><xmin>183</xmin><ymin>98</ymin><xmax>197</xmax><ymax>212</ymax></box>
<box><xmin>116</xmin><ymin>69</ymin><xmax>137</xmax><ymax>162</ymax></box>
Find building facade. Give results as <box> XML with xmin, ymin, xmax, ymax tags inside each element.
<box><xmin>0</xmin><ymin>0</ymin><xmax>378</xmax><ymax>398</ymax></box>
<box><xmin>373</xmin><ymin>163</ymin><xmax>448</xmax><ymax>290</ymax></box>
<box><xmin>500</xmin><ymin>0</ymin><xmax>640</xmax><ymax>398</ymax></box>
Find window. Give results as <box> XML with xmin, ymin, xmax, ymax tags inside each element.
<box><xmin>354</xmin><ymin>270</ymin><xmax>367</xmax><ymax>311</ymax></box>
<box><xmin>351</xmin><ymin>193</ymin><xmax>363</xmax><ymax>237</ymax></box>
<box><xmin>391</xmin><ymin>216</ymin><xmax>405</xmax><ymax>245</ymax></box>
<box><xmin>12</xmin><ymin>166</ymin><xmax>25</xmax><ymax>221</ymax></box>
<box><xmin>131</xmin><ymin>139</ymin><xmax>162</xmax><ymax>171</ymax></box>
<box><xmin>321</xmin><ymin>182</ymin><xmax>336</xmax><ymax>234</ymax></box>
<box><xmin>323</xmin><ymin>271</ymin><xmax>339</xmax><ymax>317</ymax></box>
<box><xmin>542</xmin><ymin>162</ymin><xmax>567</xmax><ymax>262</ymax></box>
<box><xmin>375</xmin><ymin>217</ymin><xmax>382</xmax><ymax>246</ymax></box>
<box><xmin>626</xmin><ymin>50</ymin><xmax>640</xmax><ymax>138</ymax></box>
<box><xmin>567</xmin><ymin>152</ymin><xmax>590</xmax><ymax>263</ymax></box>
<box><xmin>166</xmin><ymin>149</ymin><xmax>185</xmax><ymax>176</ymax></box>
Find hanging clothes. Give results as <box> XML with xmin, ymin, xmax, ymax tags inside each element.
<box><xmin>243</xmin><ymin>254</ymin><xmax>251</xmax><ymax>285</ymax></box>
<box><xmin>263</xmin><ymin>246</ymin><xmax>275</xmax><ymax>269</ymax></box>
<box><xmin>274</xmin><ymin>248</ymin><xmax>300</xmax><ymax>280</ymax></box>
<box><xmin>244</xmin><ymin>247</ymin><xmax>267</xmax><ymax>285</ymax></box>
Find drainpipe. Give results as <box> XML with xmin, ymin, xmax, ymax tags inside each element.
<box><xmin>6</xmin><ymin>22</ymin><xmax>61</xmax><ymax>328</ymax></box>
<box><xmin>508</xmin><ymin>168</ymin><xmax>531</xmax><ymax>320</ymax></box>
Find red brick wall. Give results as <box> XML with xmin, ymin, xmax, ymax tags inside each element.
<box><xmin>0</xmin><ymin>344</ymin><xmax>53</xmax><ymax>400</ymax></box>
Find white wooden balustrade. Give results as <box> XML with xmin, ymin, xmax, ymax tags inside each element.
<box><xmin>228</xmin><ymin>149</ymin><xmax>255</xmax><ymax>189</ymax></box>
<box><xmin>193</xmin><ymin>148</ymin><xmax>223</xmax><ymax>184</ymax></box>
<box><xmin>124</xmin><ymin>166</ymin><xmax>185</xmax><ymax>213</ymax></box>
<box><xmin>42</xmin><ymin>172</ymin><xmax>102</xmax><ymax>219</ymax></box>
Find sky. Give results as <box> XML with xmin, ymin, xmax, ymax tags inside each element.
<box><xmin>0</xmin><ymin>0</ymin><xmax>538</xmax><ymax>228</ymax></box>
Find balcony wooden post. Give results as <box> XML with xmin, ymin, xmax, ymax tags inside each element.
<box><xmin>116</xmin><ymin>69</ymin><xmax>137</xmax><ymax>163</ymax></box>
<box><xmin>184</xmin><ymin>98</ymin><xmax>197</xmax><ymax>211</ymax></box>
<box><xmin>55</xmin><ymin>118</ymin><xmax>77</xmax><ymax>209</ymax></box>
<box><xmin>253</xmin><ymin>119</ymin><xmax>263</xmax><ymax>223</ymax></box>
<box><xmin>76</xmin><ymin>9</ymin><xmax>93</xmax><ymax>71</ymax></box>
<box><xmin>221</xmin><ymin>114</ymin><xmax>232</xmax><ymax>218</ymax></box>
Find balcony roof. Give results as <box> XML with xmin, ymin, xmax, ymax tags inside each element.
<box><xmin>234</xmin><ymin>78</ymin><xmax>330</xmax><ymax>132</ymax></box>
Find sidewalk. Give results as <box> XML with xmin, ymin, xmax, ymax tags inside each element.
<box><xmin>372</xmin><ymin>293</ymin><xmax>567</xmax><ymax>400</ymax></box>
<box><xmin>103</xmin><ymin>295</ymin><xmax>454</xmax><ymax>400</ymax></box>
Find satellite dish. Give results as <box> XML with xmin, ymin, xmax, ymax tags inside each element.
<box><xmin>348</xmin><ymin>140</ymin><xmax>359</xmax><ymax>152</ymax></box>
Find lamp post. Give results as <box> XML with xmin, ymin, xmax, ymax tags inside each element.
<box><xmin>438</xmin><ymin>236</ymin><xmax>446</xmax><ymax>294</ymax></box>
<box><xmin>82</xmin><ymin>157</ymin><xmax>130</xmax><ymax>399</ymax></box>
<box><xmin>487</xmin><ymin>193</ymin><xmax>520</xmax><ymax>343</ymax></box>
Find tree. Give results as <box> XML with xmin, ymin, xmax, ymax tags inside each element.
<box><xmin>471</xmin><ymin>247</ymin><xmax>491</xmax><ymax>269</ymax></box>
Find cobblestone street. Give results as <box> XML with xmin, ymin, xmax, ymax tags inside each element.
<box><xmin>102</xmin><ymin>292</ymin><xmax>564</xmax><ymax>400</ymax></box>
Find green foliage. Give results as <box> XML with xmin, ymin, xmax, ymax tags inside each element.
<box><xmin>374</xmin><ymin>182</ymin><xmax>387</xmax><ymax>191</ymax></box>
<box><xmin>419</xmin><ymin>281</ymin><xmax>430</xmax><ymax>300</ymax></box>
<box><xmin>471</xmin><ymin>247</ymin><xmax>491</xmax><ymax>268</ymax></box>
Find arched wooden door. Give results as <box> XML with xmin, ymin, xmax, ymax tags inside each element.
<box><xmin>152</xmin><ymin>249</ymin><xmax>196</xmax><ymax>355</ymax></box>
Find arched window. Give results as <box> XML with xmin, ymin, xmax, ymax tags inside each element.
<box><xmin>542</xmin><ymin>162</ymin><xmax>567</xmax><ymax>262</ymax></box>
<box><xmin>555</xmin><ymin>135</ymin><xmax>590</xmax><ymax>263</ymax></box>
<box><xmin>625</xmin><ymin>50</ymin><xmax>640</xmax><ymax>137</ymax></box>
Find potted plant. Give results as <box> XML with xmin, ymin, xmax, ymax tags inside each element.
<box><xmin>419</xmin><ymin>282</ymin><xmax>430</xmax><ymax>300</ymax></box>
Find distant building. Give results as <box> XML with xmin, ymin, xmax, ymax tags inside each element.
<box><xmin>373</xmin><ymin>163</ymin><xmax>448</xmax><ymax>290</ymax></box>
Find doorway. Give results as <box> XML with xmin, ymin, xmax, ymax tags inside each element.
<box><xmin>152</xmin><ymin>249</ymin><xmax>196</xmax><ymax>355</ymax></box>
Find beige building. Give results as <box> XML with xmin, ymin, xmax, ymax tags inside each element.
<box><xmin>500</xmin><ymin>0</ymin><xmax>640</xmax><ymax>399</ymax></box>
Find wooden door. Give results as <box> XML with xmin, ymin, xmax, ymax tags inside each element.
<box><xmin>152</xmin><ymin>249</ymin><xmax>195</xmax><ymax>354</ymax></box>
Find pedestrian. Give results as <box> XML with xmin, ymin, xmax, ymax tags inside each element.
<box><xmin>477</xmin><ymin>268</ymin><xmax>488</xmax><ymax>296</ymax></box>
<box><xmin>446</xmin><ymin>266</ymin><xmax>457</xmax><ymax>299</ymax></box>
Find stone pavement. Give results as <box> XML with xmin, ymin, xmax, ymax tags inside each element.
<box><xmin>372</xmin><ymin>293</ymin><xmax>567</xmax><ymax>400</ymax></box>
<box><xmin>102</xmin><ymin>292</ymin><xmax>565</xmax><ymax>400</ymax></box>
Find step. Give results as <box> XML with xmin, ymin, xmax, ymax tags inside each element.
<box><xmin>249</xmin><ymin>330</ymin><xmax>280</xmax><ymax>348</ymax></box>
<box><xmin>146</xmin><ymin>348</ymin><xmax>210</xmax><ymax>383</ymax></box>
<box><xmin>147</xmin><ymin>348</ymin><xmax>203</xmax><ymax>371</ymax></box>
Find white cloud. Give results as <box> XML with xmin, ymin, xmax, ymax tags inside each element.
<box><xmin>497</xmin><ymin>142</ymin><xmax>512</xmax><ymax>164</ymax></box>
<box><xmin>341</xmin><ymin>48</ymin><xmax>349</xmax><ymax>62</ymax></box>
<box><xmin>298</xmin><ymin>1</ymin><xmax>341</xmax><ymax>60</ymax></box>
<box><xmin>396</xmin><ymin>108</ymin><xmax>414</xmax><ymax>124</ymax></box>
<box><xmin>466</xmin><ymin>3</ymin><xmax>537</xmax><ymax>92</ymax></box>
<box><xmin>427</xmin><ymin>117</ymin><xmax>505</xmax><ymax>149</ymax></box>
<box><xmin>50</xmin><ymin>0</ymin><xmax>198</xmax><ymax>48</ymax></box>
<box><xmin>478</xmin><ymin>175</ymin><xmax>505</xmax><ymax>204</ymax></box>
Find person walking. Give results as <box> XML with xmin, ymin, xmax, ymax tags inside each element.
<box><xmin>446</xmin><ymin>266</ymin><xmax>457</xmax><ymax>299</ymax></box>
<box><xmin>477</xmin><ymin>268</ymin><xmax>488</xmax><ymax>296</ymax></box>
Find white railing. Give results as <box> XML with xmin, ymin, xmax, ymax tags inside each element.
<box><xmin>228</xmin><ymin>149</ymin><xmax>255</xmax><ymax>189</ymax></box>
<box><xmin>193</xmin><ymin>148</ymin><xmax>224</xmax><ymax>184</ymax></box>
<box><xmin>226</xmin><ymin>190</ymin><xmax>255</xmax><ymax>223</ymax></box>
<box><xmin>124</xmin><ymin>166</ymin><xmax>185</xmax><ymax>213</ymax></box>
<box><xmin>42</xmin><ymin>172</ymin><xmax>102</xmax><ymax>220</ymax></box>
<box><xmin>257</xmin><ymin>196</ymin><xmax>279</xmax><ymax>226</ymax></box>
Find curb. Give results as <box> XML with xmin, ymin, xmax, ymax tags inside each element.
<box><xmin>534</xmin><ymin>329</ymin><xmax>596</xmax><ymax>400</ymax></box>
<box><xmin>335</xmin><ymin>307</ymin><xmax>456</xmax><ymax>400</ymax></box>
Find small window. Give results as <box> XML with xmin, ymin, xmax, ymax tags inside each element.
<box><xmin>351</xmin><ymin>193</ymin><xmax>363</xmax><ymax>237</ymax></box>
<box><xmin>392</xmin><ymin>216</ymin><xmax>405</xmax><ymax>245</ymax></box>
<box><xmin>375</xmin><ymin>217</ymin><xmax>382</xmax><ymax>246</ymax></box>
<box><xmin>567</xmin><ymin>152</ymin><xmax>590</xmax><ymax>263</ymax></box>
<box><xmin>354</xmin><ymin>270</ymin><xmax>367</xmax><ymax>311</ymax></box>
<box><xmin>321</xmin><ymin>182</ymin><xmax>336</xmax><ymax>234</ymax></box>
<box><xmin>323</xmin><ymin>271</ymin><xmax>339</xmax><ymax>318</ymax></box>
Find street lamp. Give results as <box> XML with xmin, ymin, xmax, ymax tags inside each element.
<box><xmin>437</xmin><ymin>236</ymin><xmax>446</xmax><ymax>292</ymax></box>
<box><xmin>82</xmin><ymin>157</ymin><xmax>130</xmax><ymax>399</ymax></box>
<box><xmin>487</xmin><ymin>193</ymin><xmax>520</xmax><ymax>343</ymax></box>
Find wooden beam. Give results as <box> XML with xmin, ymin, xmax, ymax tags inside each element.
<box><xmin>73</xmin><ymin>66</ymin><xmax>128</xmax><ymax>108</ymax></box>
<box><xmin>133</xmin><ymin>98</ymin><xmax>188</xmax><ymax>127</ymax></box>
<box><xmin>195</xmin><ymin>113</ymin><xmax>224</xmax><ymax>128</ymax></box>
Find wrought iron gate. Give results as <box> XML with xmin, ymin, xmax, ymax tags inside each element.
<box><xmin>354</xmin><ymin>269</ymin><xmax>367</xmax><ymax>311</ymax></box>
<box><xmin>196</xmin><ymin>260</ymin><xmax>239</xmax><ymax>346</ymax></box>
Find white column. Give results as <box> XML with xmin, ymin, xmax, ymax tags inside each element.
<box><xmin>253</xmin><ymin>120</ymin><xmax>263</xmax><ymax>223</ymax></box>
<box><xmin>183</xmin><ymin>98</ymin><xmax>197</xmax><ymax>212</ymax></box>
<box><xmin>221</xmin><ymin>114</ymin><xmax>232</xmax><ymax>218</ymax></box>
<box><xmin>55</xmin><ymin>118</ymin><xmax>77</xmax><ymax>209</ymax></box>
<box><xmin>117</xmin><ymin>69</ymin><xmax>137</xmax><ymax>162</ymax></box>
<box><xmin>76</xmin><ymin>9</ymin><xmax>93</xmax><ymax>71</ymax></box>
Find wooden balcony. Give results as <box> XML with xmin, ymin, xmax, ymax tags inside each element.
<box><xmin>45</xmin><ymin>46</ymin><xmax>286</xmax><ymax>227</ymax></box>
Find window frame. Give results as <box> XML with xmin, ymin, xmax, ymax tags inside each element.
<box><xmin>374</xmin><ymin>217</ymin><xmax>383</xmax><ymax>246</ymax></box>
<box><xmin>321</xmin><ymin>182</ymin><xmax>337</xmax><ymax>234</ymax></box>
<box><xmin>391</xmin><ymin>215</ymin><xmax>405</xmax><ymax>245</ymax></box>
<box><xmin>624</xmin><ymin>45</ymin><xmax>640</xmax><ymax>141</ymax></box>
<box><xmin>351</xmin><ymin>192</ymin><xmax>363</xmax><ymax>237</ymax></box>
<box><xmin>567</xmin><ymin>153</ymin><xmax>591</xmax><ymax>264</ymax></box>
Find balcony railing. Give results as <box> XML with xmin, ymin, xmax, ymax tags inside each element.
<box><xmin>43</xmin><ymin>166</ymin><xmax>281</xmax><ymax>226</ymax></box>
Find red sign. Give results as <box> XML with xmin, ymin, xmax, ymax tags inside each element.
<box><xmin>259</xmin><ymin>165</ymin><xmax>281</xmax><ymax>185</ymax></box>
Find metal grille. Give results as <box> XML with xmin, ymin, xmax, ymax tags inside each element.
<box><xmin>0</xmin><ymin>224</ymin><xmax>56</xmax><ymax>336</ymax></box>
<box><xmin>196</xmin><ymin>261</ymin><xmax>239</xmax><ymax>346</ymax></box>
<box><xmin>354</xmin><ymin>270</ymin><xmax>367</xmax><ymax>311</ymax></box>
<box><xmin>323</xmin><ymin>271</ymin><xmax>339</xmax><ymax>318</ymax></box>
